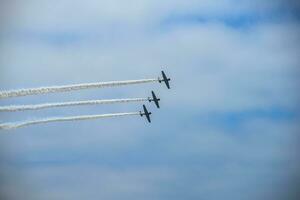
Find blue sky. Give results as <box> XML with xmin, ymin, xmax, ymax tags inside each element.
<box><xmin>0</xmin><ymin>1</ymin><xmax>300</xmax><ymax>200</ymax></box>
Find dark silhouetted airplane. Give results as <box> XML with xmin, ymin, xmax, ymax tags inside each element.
<box><xmin>140</xmin><ymin>104</ymin><xmax>152</xmax><ymax>123</ymax></box>
<box><xmin>148</xmin><ymin>91</ymin><xmax>160</xmax><ymax>108</ymax></box>
<box><xmin>158</xmin><ymin>71</ymin><xmax>171</xmax><ymax>89</ymax></box>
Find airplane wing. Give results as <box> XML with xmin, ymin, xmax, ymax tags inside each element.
<box><xmin>146</xmin><ymin>114</ymin><xmax>151</xmax><ymax>123</ymax></box>
<box><xmin>154</xmin><ymin>101</ymin><xmax>160</xmax><ymax>108</ymax></box>
<box><xmin>162</xmin><ymin>71</ymin><xmax>168</xmax><ymax>80</ymax></box>
<box><xmin>165</xmin><ymin>80</ymin><xmax>170</xmax><ymax>89</ymax></box>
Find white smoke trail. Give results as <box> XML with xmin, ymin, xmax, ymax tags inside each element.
<box><xmin>0</xmin><ymin>98</ymin><xmax>148</xmax><ymax>112</ymax></box>
<box><xmin>0</xmin><ymin>112</ymin><xmax>140</xmax><ymax>130</ymax></box>
<box><xmin>0</xmin><ymin>79</ymin><xmax>158</xmax><ymax>99</ymax></box>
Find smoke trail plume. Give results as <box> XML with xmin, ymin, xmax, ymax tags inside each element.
<box><xmin>0</xmin><ymin>98</ymin><xmax>148</xmax><ymax>112</ymax></box>
<box><xmin>0</xmin><ymin>79</ymin><xmax>158</xmax><ymax>99</ymax></box>
<box><xmin>0</xmin><ymin>112</ymin><xmax>140</xmax><ymax>130</ymax></box>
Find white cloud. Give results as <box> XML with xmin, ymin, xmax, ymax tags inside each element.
<box><xmin>2</xmin><ymin>0</ymin><xmax>292</xmax><ymax>31</ymax></box>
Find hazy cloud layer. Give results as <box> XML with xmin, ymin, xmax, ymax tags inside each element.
<box><xmin>0</xmin><ymin>0</ymin><xmax>299</xmax><ymax>200</ymax></box>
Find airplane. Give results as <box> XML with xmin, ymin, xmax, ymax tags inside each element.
<box><xmin>148</xmin><ymin>91</ymin><xmax>160</xmax><ymax>108</ymax></box>
<box><xmin>158</xmin><ymin>70</ymin><xmax>171</xmax><ymax>89</ymax></box>
<box><xmin>140</xmin><ymin>104</ymin><xmax>152</xmax><ymax>123</ymax></box>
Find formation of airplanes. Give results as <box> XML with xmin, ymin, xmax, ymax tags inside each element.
<box><xmin>140</xmin><ymin>71</ymin><xmax>171</xmax><ymax>123</ymax></box>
